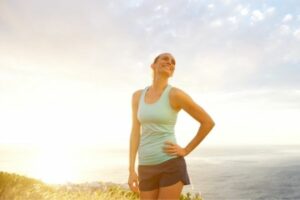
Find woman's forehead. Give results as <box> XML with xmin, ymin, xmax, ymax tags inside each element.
<box><xmin>159</xmin><ymin>53</ymin><xmax>175</xmax><ymax>60</ymax></box>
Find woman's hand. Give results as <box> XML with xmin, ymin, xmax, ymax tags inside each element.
<box><xmin>128</xmin><ymin>171</ymin><xmax>139</xmax><ymax>193</ymax></box>
<box><xmin>163</xmin><ymin>141</ymin><xmax>187</xmax><ymax>157</ymax></box>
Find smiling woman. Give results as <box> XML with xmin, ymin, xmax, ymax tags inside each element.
<box><xmin>128</xmin><ymin>52</ymin><xmax>215</xmax><ymax>200</ymax></box>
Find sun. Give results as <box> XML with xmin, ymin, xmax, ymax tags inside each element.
<box><xmin>29</xmin><ymin>144</ymin><xmax>78</xmax><ymax>184</ymax></box>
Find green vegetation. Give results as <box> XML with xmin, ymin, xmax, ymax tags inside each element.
<box><xmin>0</xmin><ymin>171</ymin><xmax>202</xmax><ymax>200</ymax></box>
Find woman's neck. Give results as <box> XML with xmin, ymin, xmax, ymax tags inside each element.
<box><xmin>151</xmin><ymin>77</ymin><xmax>169</xmax><ymax>92</ymax></box>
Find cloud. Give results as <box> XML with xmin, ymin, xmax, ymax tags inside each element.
<box><xmin>235</xmin><ymin>4</ymin><xmax>249</xmax><ymax>16</ymax></box>
<box><xmin>154</xmin><ymin>4</ymin><xmax>169</xmax><ymax>13</ymax></box>
<box><xmin>0</xmin><ymin>0</ymin><xmax>299</xmax><ymax>93</ymax></box>
<box><xmin>249</xmin><ymin>6</ymin><xmax>276</xmax><ymax>25</ymax></box>
<box><xmin>210</xmin><ymin>19</ymin><xmax>223</xmax><ymax>27</ymax></box>
<box><xmin>207</xmin><ymin>3</ymin><xmax>215</xmax><ymax>10</ymax></box>
<box><xmin>265</xmin><ymin>7</ymin><xmax>275</xmax><ymax>16</ymax></box>
<box><xmin>279</xmin><ymin>25</ymin><xmax>291</xmax><ymax>35</ymax></box>
<box><xmin>227</xmin><ymin>16</ymin><xmax>238</xmax><ymax>24</ymax></box>
<box><xmin>282</xmin><ymin>14</ymin><xmax>293</xmax><ymax>22</ymax></box>
<box><xmin>221</xmin><ymin>0</ymin><xmax>232</xmax><ymax>5</ymax></box>
<box><xmin>220</xmin><ymin>88</ymin><xmax>300</xmax><ymax>109</ymax></box>
<box><xmin>294</xmin><ymin>28</ymin><xmax>300</xmax><ymax>40</ymax></box>
<box><xmin>0</xmin><ymin>0</ymin><xmax>147</xmax><ymax>84</ymax></box>
<box><xmin>251</xmin><ymin>9</ymin><xmax>264</xmax><ymax>22</ymax></box>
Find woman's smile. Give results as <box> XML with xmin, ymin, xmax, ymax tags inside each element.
<box><xmin>161</xmin><ymin>64</ymin><xmax>173</xmax><ymax>70</ymax></box>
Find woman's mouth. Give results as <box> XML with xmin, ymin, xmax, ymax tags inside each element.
<box><xmin>162</xmin><ymin>65</ymin><xmax>171</xmax><ymax>70</ymax></box>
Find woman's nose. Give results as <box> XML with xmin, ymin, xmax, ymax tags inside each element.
<box><xmin>166</xmin><ymin>60</ymin><xmax>172</xmax><ymax>65</ymax></box>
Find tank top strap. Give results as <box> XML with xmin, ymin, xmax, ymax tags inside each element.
<box><xmin>159</xmin><ymin>84</ymin><xmax>172</xmax><ymax>101</ymax></box>
<box><xmin>140</xmin><ymin>86</ymin><xmax>149</xmax><ymax>103</ymax></box>
<box><xmin>138</xmin><ymin>86</ymin><xmax>147</xmax><ymax>106</ymax></box>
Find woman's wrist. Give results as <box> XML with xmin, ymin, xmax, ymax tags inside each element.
<box><xmin>183</xmin><ymin>147</ymin><xmax>189</xmax><ymax>156</ymax></box>
<box><xmin>129</xmin><ymin>167</ymin><xmax>136</xmax><ymax>173</ymax></box>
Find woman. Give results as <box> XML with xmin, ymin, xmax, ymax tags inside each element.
<box><xmin>128</xmin><ymin>52</ymin><xmax>215</xmax><ymax>200</ymax></box>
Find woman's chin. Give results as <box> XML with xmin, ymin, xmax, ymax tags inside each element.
<box><xmin>160</xmin><ymin>71</ymin><xmax>172</xmax><ymax>77</ymax></box>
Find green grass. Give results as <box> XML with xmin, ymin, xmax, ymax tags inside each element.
<box><xmin>0</xmin><ymin>171</ymin><xmax>203</xmax><ymax>200</ymax></box>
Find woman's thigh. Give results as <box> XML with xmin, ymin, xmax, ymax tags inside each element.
<box><xmin>158</xmin><ymin>180</ymin><xmax>184</xmax><ymax>200</ymax></box>
<box><xmin>140</xmin><ymin>188</ymin><xmax>159</xmax><ymax>200</ymax></box>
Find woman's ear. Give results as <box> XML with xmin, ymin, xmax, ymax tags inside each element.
<box><xmin>151</xmin><ymin>63</ymin><xmax>154</xmax><ymax>70</ymax></box>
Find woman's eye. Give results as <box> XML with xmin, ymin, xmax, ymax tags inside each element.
<box><xmin>161</xmin><ymin>56</ymin><xmax>175</xmax><ymax>65</ymax></box>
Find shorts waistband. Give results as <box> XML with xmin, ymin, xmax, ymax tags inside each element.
<box><xmin>138</xmin><ymin>156</ymin><xmax>184</xmax><ymax>168</ymax></box>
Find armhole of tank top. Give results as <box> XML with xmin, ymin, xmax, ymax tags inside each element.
<box><xmin>138</xmin><ymin>87</ymin><xmax>148</xmax><ymax>107</ymax></box>
<box><xmin>167</xmin><ymin>86</ymin><xmax>179</xmax><ymax>114</ymax></box>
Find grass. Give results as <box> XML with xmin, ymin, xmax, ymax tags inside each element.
<box><xmin>0</xmin><ymin>171</ymin><xmax>203</xmax><ymax>200</ymax></box>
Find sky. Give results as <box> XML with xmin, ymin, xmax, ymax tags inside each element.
<box><xmin>1</xmin><ymin>0</ymin><xmax>300</xmax><ymax>149</ymax></box>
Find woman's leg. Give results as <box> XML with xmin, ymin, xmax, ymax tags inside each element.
<box><xmin>140</xmin><ymin>188</ymin><xmax>159</xmax><ymax>200</ymax></box>
<box><xmin>157</xmin><ymin>180</ymin><xmax>184</xmax><ymax>200</ymax></box>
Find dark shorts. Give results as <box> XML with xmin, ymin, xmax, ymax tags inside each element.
<box><xmin>138</xmin><ymin>156</ymin><xmax>191</xmax><ymax>191</ymax></box>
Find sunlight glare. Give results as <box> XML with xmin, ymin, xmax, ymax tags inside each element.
<box><xmin>30</xmin><ymin>144</ymin><xmax>78</xmax><ymax>184</ymax></box>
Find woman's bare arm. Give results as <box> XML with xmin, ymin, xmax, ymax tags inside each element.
<box><xmin>128</xmin><ymin>90</ymin><xmax>141</xmax><ymax>193</ymax></box>
<box><xmin>164</xmin><ymin>88</ymin><xmax>215</xmax><ymax>156</ymax></box>
<box><xmin>129</xmin><ymin>90</ymin><xmax>142</xmax><ymax>173</ymax></box>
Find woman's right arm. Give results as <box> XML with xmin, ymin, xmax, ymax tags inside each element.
<box><xmin>128</xmin><ymin>90</ymin><xmax>141</xmax><ymax>193</ymax></box>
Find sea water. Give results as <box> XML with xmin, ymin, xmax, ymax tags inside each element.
<box><xmin>1</xmin><ymin>144</ymin><xmax>300</xmax><ymax>200</ymax></box>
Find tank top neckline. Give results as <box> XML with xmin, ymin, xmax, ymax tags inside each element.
<box><xmin>143</xmin><ymin>84</ymin><xmax>170</xmax><ymax>105</ymax></box>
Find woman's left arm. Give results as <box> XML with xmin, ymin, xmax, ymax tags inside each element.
<box><xmin>163</xmin><ymin>88</ymin><xmax>215</xmax><ymax>157</ymax></box>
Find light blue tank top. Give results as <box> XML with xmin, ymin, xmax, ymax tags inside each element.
<box><xmin>137</xmin><ymin>84</ymin><xmax>179</xmax><ymax>165</ymax></box>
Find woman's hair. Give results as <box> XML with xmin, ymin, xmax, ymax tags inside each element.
<box><xmin>153</xmin><ymin>54</ymin><xmax>161</xmax><ymax>64</ymax></box>
<box><xmin>151</xmin><ymin>54</ymin><xmax>161</xmax><ymax>79</ymax></box>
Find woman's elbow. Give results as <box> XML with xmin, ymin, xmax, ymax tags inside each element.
<box><xmin>203</xmin><ymin>119</ymin><xmax>215</xmax><ymax>128</ymax></box>
<box><xmin>210</xmin><ymin>120</ymin><xmax>215</xmax><ymax>127</ymax></box>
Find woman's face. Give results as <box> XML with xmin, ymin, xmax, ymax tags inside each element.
<box><xmin>152</xmin><ymin>53</ymin><xmax>176</xmax><ymax>78</ymax></box>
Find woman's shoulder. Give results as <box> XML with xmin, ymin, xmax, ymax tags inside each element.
<box><xmin>169</xmin><ymin>86</ymin><xmax>189</xmax><ymax>97</ymax></box>
<box><xmin>131</xmin><ymin>87</ymin><xmax>146</xmax><ymax>103</ymax></box>
<box><xmin>169</xmin><ymin>86</ymin><xmax>194</xmax><ymax>106</ymax></box>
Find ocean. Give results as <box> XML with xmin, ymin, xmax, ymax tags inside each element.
<box><xmin>1</xmin><ymin>144</ymin><xmax>300</xmax><ymax>200</ymax></box>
